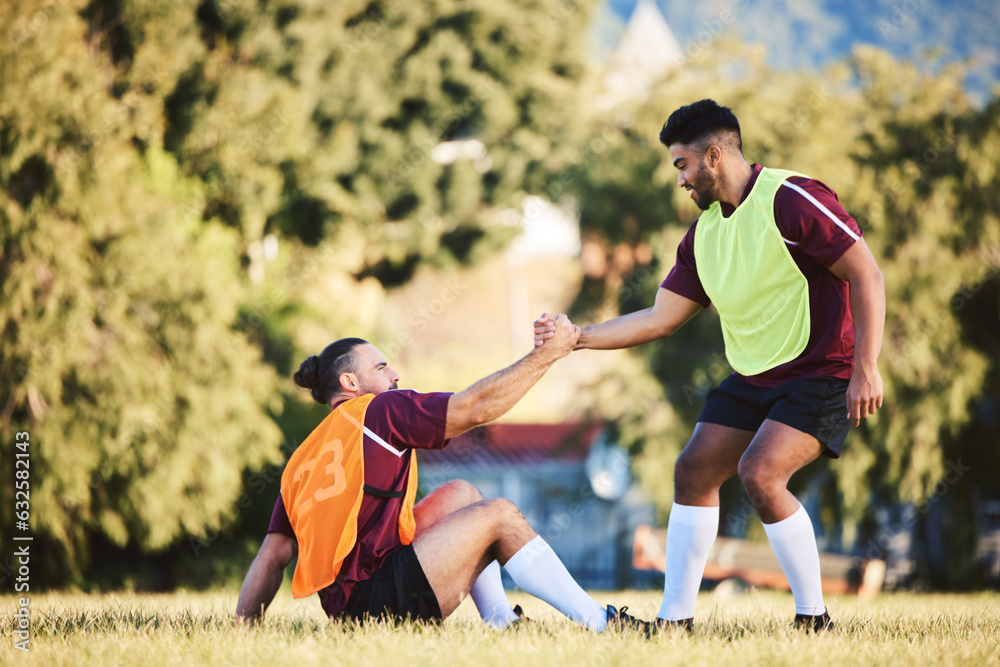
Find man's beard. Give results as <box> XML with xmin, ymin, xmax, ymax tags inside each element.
<box><xmin>688</xmin><ymin>164</ymin><xmax>718</xmax><ymax>211</ymax></box>
<box><xmin>359</xmin><ymin>380</ymin><xmax>398</xmax><ymax>395</ymax></box>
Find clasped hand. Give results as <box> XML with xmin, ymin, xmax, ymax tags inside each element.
<box><xmin>532</xmin><ymin>312</ymin><xmax>579</xmax><ymax>357</ymax></box>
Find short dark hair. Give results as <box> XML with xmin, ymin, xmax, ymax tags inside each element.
<box><xmin>659</xmin><ymin>99</ymin><xmax>742</xmax><ymax>154</ymax></box>
<box><xmin>293</xmin><ymin>337</ymin><xmax>369</xmax><ymax>405</ymax></box>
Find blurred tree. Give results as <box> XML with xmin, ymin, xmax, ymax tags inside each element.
<box><xmin>842</xmin><ymin>48</ymin><xmax>1000</xmax><ymax>582</ymax></box>
<box><xmin>98</xmin><ymin>0</ymin><xmax>598</xmax><ymax>283</ymax></box>
<box><xmin>0</xmin><ymin>1</ymin><xmax>282</xmax><ymax>585</ymax></box>
<box><xmin>1</xmin><ymin>0</ymin><xmax>602</xmax><ymax>587</ymax></box>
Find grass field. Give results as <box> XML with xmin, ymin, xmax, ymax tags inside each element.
<box><xmin>3</xmin><ymin>588</ymin><xmax>999</xmax><ymax>666</ymax></box>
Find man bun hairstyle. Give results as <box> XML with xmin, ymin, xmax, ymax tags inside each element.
<box><xmin>659</xmin><ymin>98</ymin><xmax>742</xmax><ymax>154</ymax></box>
<box><xmin>293</xmin><ymin>337</ymin><xmax>369</xmax><ymax>405</ymax></box>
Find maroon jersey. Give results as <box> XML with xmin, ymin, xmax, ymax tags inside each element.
<box><xmin>267</xmin><ymin>389</ymin><xmax>451</xmax><ymax>616</ymax></box>
<box><xmin>661</xmin><ymin>164</ymin><xmax>862</xmax><ymax>388</ymax></box>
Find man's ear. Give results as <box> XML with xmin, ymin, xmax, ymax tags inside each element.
<box><xmin>706</xmin><ymin>145</ymin><xmax>722</xmax><ymax>167</ymax></box>
<box><xmin>339</xmin><ymin>372</ymin><xmax>357</xmax><ymax>392</ymax></box>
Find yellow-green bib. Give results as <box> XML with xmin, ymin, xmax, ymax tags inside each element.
<box><xmin>693</xmin><ymin>167</ymin><xmax>810</xmax><ymax>376</ymax></box>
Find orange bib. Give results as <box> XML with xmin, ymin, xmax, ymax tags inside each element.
<box><xmin>280</xmin><ymin>394</ymin><xmax>419</xmax><ymax>598</ymax></box>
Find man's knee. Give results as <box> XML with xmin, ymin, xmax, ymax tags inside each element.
<box><xmin>737</xmin><ymin>456</ymin><xmax>778</xmax><ymax>505</ymax></box>
<box><xmin>674</xmin><ymin>449</ymin><xmax>695</xmax><ymax>483</ymax></box>
<box><xmin>674</xmin><ymin>448</ymin><xmax>707</xmax><ymax>494</ymax></box>
<box><xmin>484</xmin><ymin>497</ymin><xmax>525</xmax><ymax>526</ymax></box>
<box><xmin>436</xmin><ymin>479</ymin><xmax>483</xmax><ymax>507</ymax></box>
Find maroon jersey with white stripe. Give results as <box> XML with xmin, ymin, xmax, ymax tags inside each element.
<box><xmin>661</xmin><ymin>163</ymin><xmax>862</xmax><ymax>387</ymax></box>
<box><xmin>267</xmin><ymin>389</ymin><xmax>452</xmax><ymax>616</ymax></box>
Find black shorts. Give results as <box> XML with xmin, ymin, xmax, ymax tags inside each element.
<box><xmin>338</xmin><ymin>545</ymin><xmax>442</xmax><ymax>623</ymax></box>
<box><xmin>698</xmin><ymin>375</ymin><xmax>851</xmax><ymax>458</ymax></box>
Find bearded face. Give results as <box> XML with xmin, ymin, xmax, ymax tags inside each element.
<box><xmin>359</xmin><ymin>376</ymin><xmax>399</xmax><ymax>395</ymax></box>
<box><xmin>345</xmin><ymin>344</ymin><xmax>400</xmax><ymax>396</ymax></box>
<box><xmin>687</xmin><ymin>159</ymin><xmax>719</xmax><ymax>211</ymax></box>
<box><xmin>669</xmin><ymin>141</ymin><xmax>725</xmax><ymax>211</ymax></box>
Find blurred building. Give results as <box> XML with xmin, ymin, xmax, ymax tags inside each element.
<box><xmin>418</xmin><ymin>422</ymin><xmax>656</xmax><ymax>589</ymax></box>
<box><xmin>596</xmin><ymin>0</ymin><xmax>683</xmax><ymax>110</ymax></box>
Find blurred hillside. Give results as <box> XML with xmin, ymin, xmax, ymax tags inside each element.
<box><xmin>599</xmin><ymin>0</ymin><xmax>1000</xmax><ymax>101</ymax></box>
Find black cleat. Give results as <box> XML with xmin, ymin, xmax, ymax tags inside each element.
<box><xmin>606</xmin><ymin>605</ymin><xmax>652</xmax><ymax>636</ymax></box>
<box><xmin>794</xmin><ymin>609</ymin><xmax>836</xmax><ymax>633</ymax></box>
<box><xmin>499</xmin><ymin>604</ymin><xmax>531</xmax><ymax>630</ymax></box>
<box><xmin>510</xmin><ymin>604</ymin><xmax>530</xmax><ymax>626</ymax></box>
<box><xmin>652</xmin><ymin>617</ymin><xmax>694</xmax><ymax>635</ymax></box>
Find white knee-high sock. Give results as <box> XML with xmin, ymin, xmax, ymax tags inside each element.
<box><xmin>502</xmin><ymin>535</ymin><xmax>608</xmax><ymax>632</ymax></box>
<box><xmin>657</xmin><ymin>503</ymin><xmax>719</xmax><ymax>621</ymax></box>
<box><xmin>469</xmin><ymin>560</ymin><xmax>519</xmax><ymax>629</ymax></box>
<box><xmin>762</xmin><ymin>504</ymin><xmax>826</xmax><ymax>615</ymax></box>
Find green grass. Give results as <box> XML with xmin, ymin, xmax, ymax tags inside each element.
<box><xmin>3</xmin><ymin>588</ymin><xmax>999</xmax><ymax>666</ymax></box>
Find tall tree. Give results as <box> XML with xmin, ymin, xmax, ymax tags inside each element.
<box><xmin>101</xmin><ymin>0</ymin><xmax>598</xmax><ymax>281</ymax></box>
<box><xmin>1</xmin><ymin>0</ymin><xmax>602</xmax><ymax>587</ymax></box>
<box><xmin>1</xmin><ymin>1</ymin><xmax>282</xmax><ymax>584</ymax></box>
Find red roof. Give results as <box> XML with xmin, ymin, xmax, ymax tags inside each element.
<box><xmin>419</xmin><ymin>422</ymin><xmax>604</xmax><ymax>467</ymax></box>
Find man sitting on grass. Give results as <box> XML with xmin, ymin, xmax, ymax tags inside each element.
<box><xmin>236</xmin><ymin>316</ymin><xmax>649</xmax><ymax>633</ymax></box>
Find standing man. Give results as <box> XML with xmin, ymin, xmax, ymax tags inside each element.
<box><xmin>237</xmin><ymin>316</ymin><xmax>648</xmax><ymax>633</ymax></box>
<box><xmin>536</xmin><ymin>99</ymin><xmax>885</xmax><ymax>632</ymax></box>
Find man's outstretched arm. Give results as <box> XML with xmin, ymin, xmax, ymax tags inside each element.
<box><xmin>444</xmin><ymin>314</ymin><xmax>580</xmax><ymax>439</ymax></box>
<box><xmin>236</xmin><ymin>532</ymin><xmax>297</xmax><ymax>623</ymax></box>
<box><xmin>534</xmin><ymin>287</ymin><xmax>703</xmax><ymax>351</ymax></box>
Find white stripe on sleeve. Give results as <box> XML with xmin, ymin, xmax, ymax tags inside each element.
<box><xmin>781</xmin><ymin>180</ymin><xmax>860</xmax><ymax>242</ymax></box>
<box><xmin>364</xmin><ymin>426</ymin><xmax>405</xmax><ymax>458</ymax></box>
<box><xmin>338</xmin><ymin>404</ymin><xmax>406</xmax><ymax>457</ymax></box>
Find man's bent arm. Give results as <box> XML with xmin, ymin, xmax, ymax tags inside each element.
<box><xmin>829</xmin><ymin>239</ymin><xmax>885</xmax><ymax>426</ymax></box>
<box><xmin>445</xmin><ymin>315</ymin><xmax>579</xmax><ymax>439</ymax></box>
<box><xmin>236</xmin><ymin>532</ymin><xmax>297</xmax><ymax>623</ymax></box>
<box><xmin>537</xmin><ymin>288</ymin><xmax>702</xmax><ymax>351</ymax></box>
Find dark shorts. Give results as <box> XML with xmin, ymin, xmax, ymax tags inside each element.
<box><xmin>698</xmin><ymin>375</ymin><xmax>851</xmax><ymax>458</ymax></box>
<box><xmin>338</xmin><ymin>545</ymin><xmax>442</xmax><ymax>623</ymax></box>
